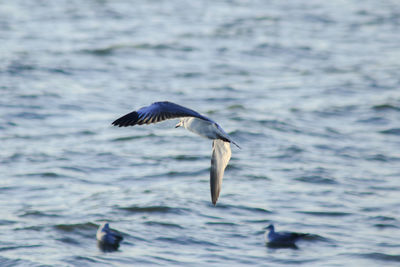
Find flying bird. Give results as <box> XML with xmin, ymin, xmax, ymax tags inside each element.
<box><xmin>112</xmin><ymin>101</ymin><xmax>240</xmax><ymax>205</ymax></box>
<box><xmin>96</xmin><ymin>222</ymin><xmax>123</xmax><ymax>251</ymax></box>
<box><xmin>265</xmin><ymin>224</ymin><xmax>308</xmax><ymax>248</ymax></box>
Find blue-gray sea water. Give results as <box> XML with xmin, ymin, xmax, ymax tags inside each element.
<box><xmin>1</xmin><ymin>1</ymin><xmax>400</xmax><ymax>266</ymax></box>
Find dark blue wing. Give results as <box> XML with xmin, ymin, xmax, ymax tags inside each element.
<box><xmin>112</xmin><ymin>101</ymin><xmax>211</xmax><ymax>127</ymax></box>
<box><xmin>271</xmin><ymin>232</ymin><xmax>306</xmax><ymax>243</ymax></box>
<box><xmin>277</xmin><ymin>232</ymin><xmax>301</xmax><ymax>241</ymax></box>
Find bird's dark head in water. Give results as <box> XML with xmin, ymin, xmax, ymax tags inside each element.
<box><xmin>266</xmin><ymin>224</ymin><xmax>274</xmax><ymax>231</ymax></box>
<box><xmin>102</xmin><ymin>223</ymin><xmax>110</xmax><ymax>230</ymax></box>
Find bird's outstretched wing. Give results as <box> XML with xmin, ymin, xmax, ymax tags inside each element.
<box><xmin>112</xmin><ymin>101</ymin><xmax>210</xmax><ymax>127</ymax></box>
<box><xmin>210</xmin><ymin>139</ymin><xmax>231</xmax><ymax>205</ymax></box>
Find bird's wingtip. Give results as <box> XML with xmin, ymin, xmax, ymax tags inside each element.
<box><xmin>112</xmin><ymin>111</ymin><xmax>140</xmax><ymax>127</ymax></box>
<box><xmin>111</xmin><ymin>121</ymin><xmax>123</xmax><ymax>127</ymax></box>
<box><xmin>111</xmin><ymin>118</ymin><xmax>122</xmax><ymax>127</ymax></box>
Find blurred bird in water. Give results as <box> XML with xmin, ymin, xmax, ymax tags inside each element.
<box><xmin>265</xmin><ymin>224</ymin><xmax>308</xmax><ymax>248</ymax></box>
<box><xmin>97</xmin><ymin>222</ymin><xmax>123</xmax><ymax>252</ymax></box>
<box><xmin>112</xmin><ymin>101</ymin><xmax>240</xmax><ymax>205</ymax></box>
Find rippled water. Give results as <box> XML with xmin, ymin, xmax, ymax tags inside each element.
<box><xmin>1</xmin><ymin>0</ymin><xmax>400</xmax><ymax>266</ymax></box>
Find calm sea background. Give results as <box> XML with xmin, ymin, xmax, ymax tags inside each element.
<box><xmin>1</xmin><ymin>1</ymin><xmax>400</xmax><ymax>266</ymax></box>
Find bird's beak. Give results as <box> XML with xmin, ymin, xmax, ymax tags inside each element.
<box><xmin>175</xmin><ymin>122</ymin><xmax>182</xmax><ymax>128</ymax></box>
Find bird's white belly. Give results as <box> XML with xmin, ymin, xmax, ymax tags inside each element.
<box><xmin>184</xmin><ymin>117</ymin><xmax>218</xmax><ymax>140</ymax></box>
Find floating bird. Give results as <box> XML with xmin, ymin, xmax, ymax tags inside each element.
<box><xmin>265</xmin><ymin>224</ymin><xmax>307</xmax><ymax>248</ymax></box>
<box><xmin>112</xmin><ymin>101</ymin><xmax>240</xmax><ymax>205</ymax></box>
<box><xmin>96</xmin><ymin>222</ymin><xmax>123</xmax><ymax>251</ymax></box>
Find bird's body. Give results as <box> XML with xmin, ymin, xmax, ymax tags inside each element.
<box><xmin>180</xmin><ymin>117</ymin><xmax>220</xmax><ymax>140</ymax></box>
<box><xmin>265</xmin><ymin>224</ymin><xmax>307</xmax><ymax>248</ymax></box>
<box><xmin>178</xmin><ymin>117</ymin><xmax>239</xmax><ymax>146</ymax></box>
<box><xmin>112</xmin><ymin>101</ymin><xmax>239</xmax><ymax>205</ymax></box>
<box><xmin>97</xmin><ymin>222</ymin><xmax>123</xmax><ymax>251</ymax></box>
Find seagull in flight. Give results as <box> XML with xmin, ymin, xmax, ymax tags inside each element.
<box><xmin>112</xmin><ymin>101</ymin><xmax>240</xmax><ymax>205</ymax></box>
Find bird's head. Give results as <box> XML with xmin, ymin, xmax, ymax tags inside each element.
<box><xmin>101</xmin><ymin>222</ymin><xmax>110</xmax><ymax>231</ymax></box>
<box><xmin>266</xmin><ymin>224</ymin><xmax>274</xmax><ymax>231</ymax></box>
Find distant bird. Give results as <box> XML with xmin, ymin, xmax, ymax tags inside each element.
<box><xmin>265</xmin><ymin>224</ymin><xmax>307</xmax><ymax>248</ymax></box>
<box><xmin>96</xmin><ymin>222</ymin><xmax>123</xmax><ymax>251</ymax></box>
<box><xmin>112</xmin><ymin>101</ymin><xmax>240</xmax><ymax>205</ymax></box>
